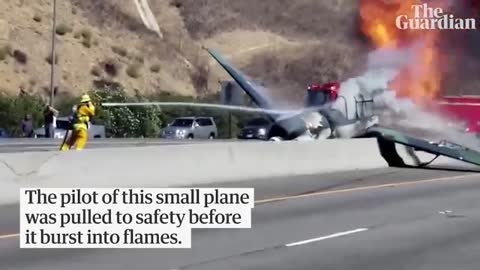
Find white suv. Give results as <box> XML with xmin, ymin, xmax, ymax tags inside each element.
<box><xmin>160</xmin><ymin>117</ymin><xmax>218</xmax><ymax>139</ymax></box>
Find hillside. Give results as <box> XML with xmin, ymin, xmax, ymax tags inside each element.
<box><xmin>0</xmin><ymin>0</ymin><xmax>366</xmax><ymax>103</ymax></box>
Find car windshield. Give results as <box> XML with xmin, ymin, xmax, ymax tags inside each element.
<box><xmin>171</xmin><ymin>119</ymin><xmax>193</xmax><ymax>127</ymax></box>
<box><xmin>246</xmin><ymin>118</ymin><xmax>270</xmax><ymax>126</ymax></box>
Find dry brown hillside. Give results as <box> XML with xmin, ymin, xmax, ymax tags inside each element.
<box><xmin>0</xmin><ymin>0</ymin><xmax>367</xmax><ymax>102</ymax></box>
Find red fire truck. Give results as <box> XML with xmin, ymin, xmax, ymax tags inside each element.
<box><xmin>438</xmin><ymin>95</ymin><xmax>480</xmax><ymax>134</ymax></box>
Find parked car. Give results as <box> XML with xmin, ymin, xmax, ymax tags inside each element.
<box><xmin>160</xmin><ymin>117</ymin><xmax>218</xmax><ymax>139</ymax></box>
<box><xmin>237</xmin><ymin>117</ymin><xmax>272</xmax><ymax>140</ymax></box>
<box><xmin>34</xmin><ymin>117</ymin><xmax>106</xmax><ymax>139</ymax></box>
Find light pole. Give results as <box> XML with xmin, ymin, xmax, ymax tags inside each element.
<box><xmin>49</xmin><ymin>0</ymin><xmax>57</xmax><ymax>106</ymax></box>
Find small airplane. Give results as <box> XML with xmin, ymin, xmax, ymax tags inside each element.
<box><xmin>205</xmin><ymin>48</ymin><xmax>480</xmax><ymax>168</ymax></box>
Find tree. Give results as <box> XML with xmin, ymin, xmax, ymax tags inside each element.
<box><xmin>89</xmin><ymin>84</ymin><xmax>162</xmax><ymax>138</ymax></box>
<box><xmin>0</xmin><ymin>93</ymin><xmax>45</xmax><ymax>136</ymax></box>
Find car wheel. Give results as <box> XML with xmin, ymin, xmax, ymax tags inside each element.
<box><xmin>208</xmin><ymin>133</ymin><xmax>215</xmax><ymax>140</ymax></box>
<box><xmin>187</xmin><ymin>134</ymin><xmax>194</xmax><ymax>139</ymax></box>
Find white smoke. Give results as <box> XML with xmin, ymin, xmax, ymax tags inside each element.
<box><xmin>333</xmin><ymin>46</ymin><xmax>480</xmax><ymax>151</ymax></box>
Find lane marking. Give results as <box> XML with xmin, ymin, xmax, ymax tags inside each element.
<box><xmin>255</xmin><ymin>174</ymin><xmax>477</xmax><ymax>205</ymax></box>
<box><xmin>0</xmin><ymin>173</ymin><xmax>477</xmax><ymax>241</ymax></box>
<box><xmin>285</xmin><ymin>228</ymin><xmax>369</xmax><ymax>247</ymax></box>
<box><xmin>0</xmin><ymin>233</ymin><xmax>19</xmax><ymax>240</ymax></box>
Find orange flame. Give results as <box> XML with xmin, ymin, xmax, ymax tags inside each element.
<box><xmin>359</xmin><ymin>0</ymin><xmax>445</xmax><ymax>101</ymax></box>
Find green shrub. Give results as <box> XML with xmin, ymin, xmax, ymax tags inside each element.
<box><xmin>134</xmin><ymin>55</ymin><xmax>144</xmax><ymax>64</ymax></box>
<box><xmin>80</xmin><ymin>28</ymin><xmax>93</xmax><ymax>48</ymax></box>
<box><xmin>80</xmin><ymin>28</ymin><xmax>92</xmax><ymax>40</ymax></box>
<box><xmin>55</xmin><ymin>23</ymin><xmax>72</xmax><ymax>36</ymax></box>
<box><xmin>13</xmin><ymin>50</ymin><xmax>28</xmax><ymax>64</ymax></box>
<box><xmin>0</xmin><ymin>44</ymin><xmax>12</xmax><ymax>61</ymax></box>
<box><xmin>102</xmin><ymin>58</ymin><xmax>121</xmax><ymax>77</ymax></box>
<box><xmin>150</xmin><ymin>64</ymin><xmax>161</xmax><ymax>73</ymax></box>
<box><xmin>48</xmin><ymin>94</ymin><xmax>79</xmax><ymax>117</ymax></box>
<box><xmin>126</xmin><ymin>63</ymin><xmax>142</xmax><ymax>78</ymax></box>
<box><xmin>45</xmin><ymin>52</ymin><xmax>59</xmax><ymax>65</ymax></box>
<box><xmin>170</xmin><ymin>0</ymin><xmax>183</xmax><ymax>8</ymax></box>
<box><xmin>190</xmin><ymin>63</ymin><xmax>210</xmax><ymax>94</ymax></box>
<box><xmin>89</xmin><ymin>84</ymin><xmax>162</xmax><ymax>138</ymax></box>
<box><xmin>112</xmin><ymin>46</ymin><xmax>128</xmax><ymax>57</ymax></box>
<box><xmin>91</xmin><ymin>66</ymin><xmax>102</xmax><ymax>77</ymax></box>
<box><xmin>0</xmin><ymin>47</ymin><xmax>9</xmax><ymax>61</ymax></box>
<box><xmin>33</xmin><ymin>14</ymin><xmax>42</xmax><ymax>22</ymax></box>
<box><xmin>82</xmin><ymin>38</ymin><xmax>92</xmax><ymax>48</ymax></box>
<box><xmin>0</xmin><ymin>93</ymin><xmax>45</xmax><ymax>136</ymax></box>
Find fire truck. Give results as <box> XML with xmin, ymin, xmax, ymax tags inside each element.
<box><xmin>438</xmin><ymin>95</ymin><xmax>480</xmax><ymax>134</ymax></box>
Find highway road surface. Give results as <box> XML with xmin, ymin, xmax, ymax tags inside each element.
<box><xmin>1</xmin><ymin>166</ymin><xmax>479</xmax><ymax>270</ymax></box>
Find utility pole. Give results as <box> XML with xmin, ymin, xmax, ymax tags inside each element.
<box><xmin>49</xmin><ymin>0</ymin><xmax>57</xmax><ymax>106</ymax></box>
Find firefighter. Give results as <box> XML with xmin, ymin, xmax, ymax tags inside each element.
<box><xmin>60</xmin><ymin>94</ymin><xmax>96</xmax><ymax>151</ymax></box>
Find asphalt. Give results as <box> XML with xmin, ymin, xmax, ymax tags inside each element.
<box><xmin>1</xmin><ymin>166</ymin><xmax>480</xmax><ymax>270</ymax></box>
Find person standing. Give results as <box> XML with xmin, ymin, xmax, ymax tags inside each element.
<box><xmin>43</xmin><ymin>105</ymin><xmax>59</xmax><ymax>138</ymax></box>
<box><xmin>21</xmin><ymin>114</ymin><xmax>34</xmax><ymax>137</ymax></box>
<box><xmin>60</xmin><ymin>94</ymin><xmax>95</xmax><ymax>151</ymax></box>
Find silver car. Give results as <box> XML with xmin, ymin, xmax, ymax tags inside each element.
<box><xmin>160</xmin><ymin>117</ymin><xmax>218</xmax><ymax>139</ymax></box>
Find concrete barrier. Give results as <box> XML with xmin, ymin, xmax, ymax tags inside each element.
<box><xmin>0</xmin><ymin>139</ymin><xmax>388</xmax><ymax>204</ymax></box>
<box><xmin>0</xmin><ymin>161</ymin><xmax>18</xmax><ymax>205</ymax></box>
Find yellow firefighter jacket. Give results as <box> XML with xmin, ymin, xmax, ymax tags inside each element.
<box><xmin>73</xmin><ymin>103</ymin><xmax>96</xmax><ymax>131</ymax></box>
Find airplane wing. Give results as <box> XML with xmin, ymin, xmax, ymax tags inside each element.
<box><xmin>207</xmin><ymin>48</ymin><xmax>314</xmax><ymax>140</ymax></box>
<box><xmin>364</xmin><ymin>126</ymin><xmax>480</xmax><ymax>167</ymax></box>
<box><xmin>207</xmin><ymin>48</ymin><xmax>276</xmax><ymax>110</ymax></box>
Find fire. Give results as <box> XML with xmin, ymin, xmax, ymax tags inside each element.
<box><xmin>359</xmin><ymin>0</ymin><xmax>444</xmax><ymax>101</ymax></box>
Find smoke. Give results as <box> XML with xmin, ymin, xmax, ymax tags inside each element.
<box><xmin>334</xmin><ymin>46</ymin><xmax>480</xmax><ymax>151</ymax></box>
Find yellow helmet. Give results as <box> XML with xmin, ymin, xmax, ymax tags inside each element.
<box><xmin>80</xmin><ymin>94</ymin><xmax>91</xmax><ymax>103</ymax></box>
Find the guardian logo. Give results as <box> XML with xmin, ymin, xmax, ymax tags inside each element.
<box><xmin>396</xmin><ymin>3</ymin><xmax>477</xmax><ymax>30</ymax></box>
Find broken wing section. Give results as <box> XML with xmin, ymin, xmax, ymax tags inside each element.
<box><xmin>365</xmin><ymin>126</ymin><xmax>480</xmax><ymax>167</ymax></box>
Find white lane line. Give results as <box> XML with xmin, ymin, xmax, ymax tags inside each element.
<box><xmin>0</xmin><ymin>233</ymin><xmax>19</xmax><ymax>240</ymax></box>
<box><xmin>285</xmin><ymin>228</ymin><xmax>369</xmax><ymax>247</ymax></box>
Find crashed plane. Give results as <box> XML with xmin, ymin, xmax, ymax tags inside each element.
<box><xmin>206</xmin><ymin>48</ymin><xmax>480</xmax><ymax>168</ymax></box>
